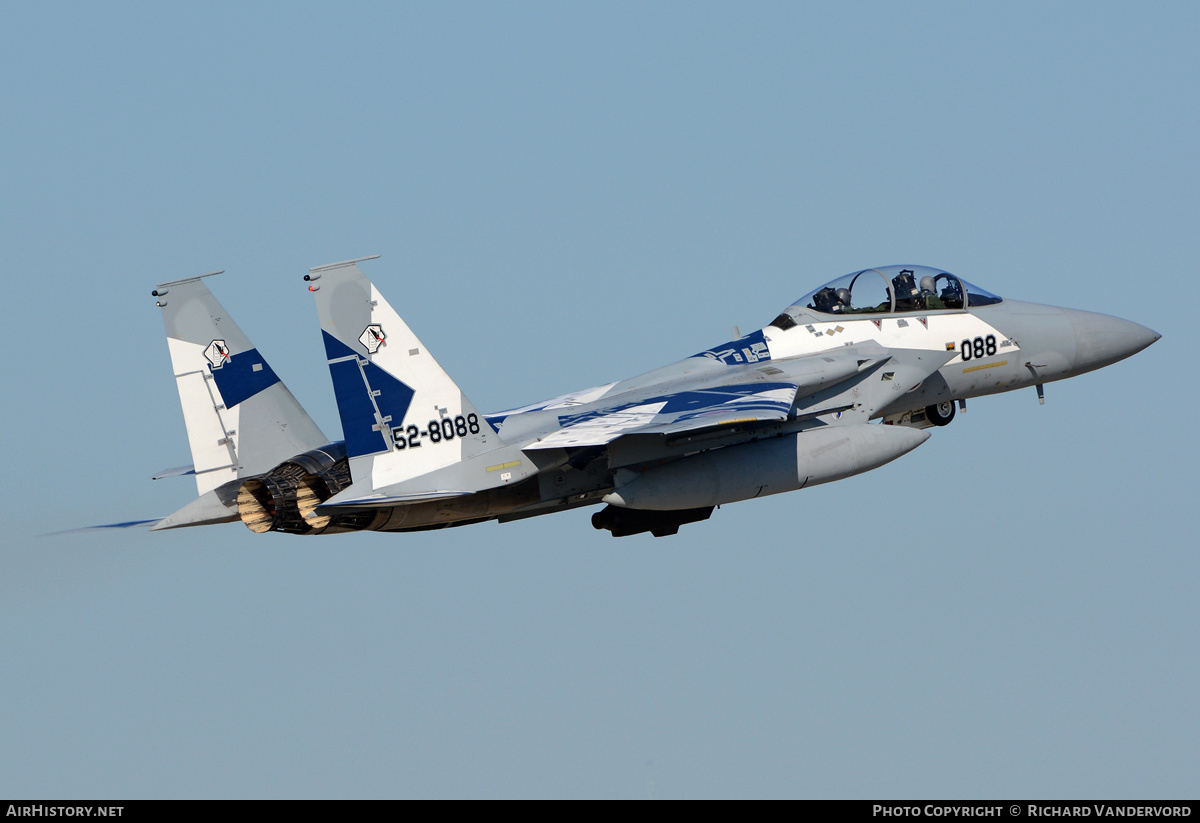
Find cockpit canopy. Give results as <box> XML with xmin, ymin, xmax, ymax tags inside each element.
<box><xmin>773</xmin><ymin>265</ymin><xmax>1002</xmax><ymax>328</ymax></box>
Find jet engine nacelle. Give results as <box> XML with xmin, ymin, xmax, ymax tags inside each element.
<box><xmin>604</xmin><ymin>424</ymin><xmax>929</xmax><ymax>511</ymax></box>
<box><xmin>235</xmin><ymin>443</ymin><xmax>382</xmax><ymax>535</ymax></box>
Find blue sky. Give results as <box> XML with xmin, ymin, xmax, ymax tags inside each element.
<box><xmin>1</xmin><ymin>1</ymin><xmax>1195</xmax><ymax>798</ymax></box>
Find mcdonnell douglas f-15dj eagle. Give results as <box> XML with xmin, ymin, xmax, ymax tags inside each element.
<box><xmin>139</xmin><ymin>258</ymin><xmax>1158</xmax><ymax>538</ymax></box>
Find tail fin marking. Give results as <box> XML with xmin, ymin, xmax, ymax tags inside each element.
<box><xmin>310</xmin><ymin>259</ymin><xmax>497</xmax><ymax>490</ymax></box>
<box><xmin>207</xmin><ymin>347</ymin><xmax>282</xmax><ymax>408</ymax></box>
<box><xmin>323</xmin><ymin>330</ymin><xmax>416</xmax><ymax>458</ymax></box>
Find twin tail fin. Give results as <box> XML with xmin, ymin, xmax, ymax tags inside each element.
<box><xmin>306</xmin><ymin>257</ymin><xmax>498</xmax><ymax>496</ymax></box>
<box><xmin>154</xmin><ymin>273</ymin><xmax>329</xmax><ymax>497</ymax></box>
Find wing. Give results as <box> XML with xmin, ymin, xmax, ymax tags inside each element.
<box><xmin>525</xmin><ymin>342</ymin><xmax>954</xmax><ymax>452</ymax></box>
<box><xmin>523</xmin><ymin>382</ymin><xmax>801</xmax><ymax>449</ymax></box>
<box><xmin>319</xmin><ymin>341</ymin><xmax>953</xmax><ymax>510</ymax></box>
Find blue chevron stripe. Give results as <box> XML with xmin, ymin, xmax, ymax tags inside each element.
<box><xmin>208</xmin><ymin>347</ymin><xmax>281</xmax><ymax>408</ymax></box>
<box><xmin>323</xmin><ymin>331</ymin><xmax>416</xmax><ymax>459</ymax></box>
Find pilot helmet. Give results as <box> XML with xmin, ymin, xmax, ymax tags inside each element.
<box><xmin>941</xmin><ymin>277</ymin><xmax>963</xmax><ymax>301</ymax></box>
<box><xmin>835</xmin><ymin>288</ymin><xmax>852</xmax><ymax>307</ymax></box>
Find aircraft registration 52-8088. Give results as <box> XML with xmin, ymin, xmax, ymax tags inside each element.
<box><xmin>139</xmin><ymin>258</ymin><xmax>1158</xmax><ymax>538</ymax></box>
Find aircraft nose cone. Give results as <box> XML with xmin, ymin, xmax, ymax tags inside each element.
<box><xmin>1066</xmin><ymin>309</ymin><xmax>1160</xmax><ymax>372</ymax></box>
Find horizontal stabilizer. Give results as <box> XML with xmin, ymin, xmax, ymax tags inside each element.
<box><xmin>47</xmin><ymin>518</ymin><xmax>163</xmax><ymax>536</ymax></box>
<box><xmin>152</xmin><ymin>464</ymin><xmax>196</xmax><ymax>480</ymax></box>
<box><xmin>149</xmin><ymin>487</ymin><xmax>240</xmax><ymax>531</ymax></box>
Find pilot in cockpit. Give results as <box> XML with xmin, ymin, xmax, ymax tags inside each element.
<box><xmin>919</xmin><ymin>275</ymin><xmax>946</xmax><ymax>310</ymax></box>
<box><xmin>893</xmin><ymin>270</ymin><xmax>921</xmax><ymax>311</ymax></box>
<box><xmin>811</xmin><ymin>287</ymin><xmax>853</xmax><ymax>314</ymax></box>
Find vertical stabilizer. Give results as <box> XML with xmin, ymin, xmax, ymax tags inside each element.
<box><xmin>306</xmin><ymin>257</ymin><xmax>497</xmax><ymax>492</ymax></box>
<box><xmin>155</xmin><ymin>273</ymin><xmax>329</xmax><ymax>495</ymax></box>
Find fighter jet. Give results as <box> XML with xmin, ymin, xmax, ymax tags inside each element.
<box><xmin>143</xmin><ymin>258</ymin><xmax>1158</xmax><ymax>538</ymax></box>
